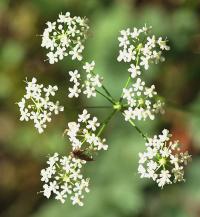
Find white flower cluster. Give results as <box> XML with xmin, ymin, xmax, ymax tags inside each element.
<box><xmin>18</xmin><ymin>77</ymin><xmax>64</xmax><ymax>133</ymax></box>
<box><xmin>138</xmin><ymin>129</ymin><xmax>191</xmax><ymax>188</ymax></box>
<box><xmin>68</xmin><ymin>61</ymin><xmax>103</xmax><ymax>98</ymax></box>
<box><xmin>117</xmin><ymin>26</ymin><xmax>170</xmax><ymax>70</ymax></box>
<box><xmin>41</xmin><ymin>153</ymin><xmax>89</xmax><ymax>206</ymax></box>
<box><xmin>123</xmin><ymin>78</ymin><xmax>164</xmax><ymax>121</ymax></box>
<box><xmin>41</xmin><ymin>12</ymin><xmax>89</xmax><ymax>64</ymax></box>
<box><xmin>117</xmin><ymin>26</ymin><xmax>169</xmax><ymax>121</ymax></box>
<box><xmin>67</xmin><ymin>109</ymin><xmax>108</xmax><ymax>151</ymax></box>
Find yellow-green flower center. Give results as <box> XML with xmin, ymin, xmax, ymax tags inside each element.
<box><xmin>159</xmin><ymin>158</ymin><xmax>166</xmax><ymax>166</ymax></box>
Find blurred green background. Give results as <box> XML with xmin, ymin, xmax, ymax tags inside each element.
<box><xmin>0</xmin><ymin>0</ymin><xmax>200</xmax><ymax>217</ymax></box>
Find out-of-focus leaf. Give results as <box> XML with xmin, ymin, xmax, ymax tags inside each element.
<box><xmin>0</xmin><ymin>73</ymin><xmax>13</xmax><ymax>98</ymax></box>
<box><xmin>188</xmin><ymin>95</ymin><xmax>200</xmax><ymax>148</ymax></box>
<box><xmin>0</xmin><ymin>40</ymin><xmax>25</xmax><ymax>67</ymax></box>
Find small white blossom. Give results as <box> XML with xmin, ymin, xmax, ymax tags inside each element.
<box><xmin>128</xmin><ymin>64</ymin><xmax>141</xmax><ymax>78</ymax></box>
<box><xmin>69</xmin><ymin>70</ymin><xmax>80</xmax><ymax>83</ymax></box>
<box><xmin>86</xmin><ymin>117</ymin><xmax>100</xmax><ymax>131</ymax></box>
<box><xmin>83</xmin><ymin>61</ymin><xmax>95</xmax><ymax>73</ymax></box>
<box><xmin>78</xmin><ymin>109</ymin><xmax>90</xmax><ymax>123</ymax></box>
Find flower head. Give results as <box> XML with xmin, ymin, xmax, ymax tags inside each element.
<box><xmin>117</xmin><ymin>26</ymin><xmax>170</xmax><ymax>70</ymax></box>
<box><xmin>18</xmin><ymin>77</ymin><xmax>64</xmax><ymax>133</ymax></box>
<box><xmin>41</xmin><ymin>12</ymin><xmax>89</xmax><ymax>64</ymax></box>
<box><xmin>40</xmin><ymin>153</ymin><xmax>89</xmax><ymax>206</ymax></box>
<box><xmin>138</xmin><ymin>129</ymin><xmax>191</xmax><ymax>188</ymax></box>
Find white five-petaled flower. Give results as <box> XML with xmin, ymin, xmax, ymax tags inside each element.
<box><xmin>128</xmin><ymin>64</ymin><xmax>141</xmax><ymax>78</ymax></box>
<box><xmin>83</xmin><ymin>61</ymin><xmax>95</xmax><ymax>73</ymax></box>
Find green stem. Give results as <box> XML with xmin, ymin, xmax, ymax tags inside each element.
<box><xmin>101</xmin><ymin>85</ymin><xmax>115</xmax><ymax>101</ymax></box>
<box><xmin>119</xmin><ymin>76</ymin><xmax>131</xmax><ymax>103</ymax></box>
<box><xmin>128</xmin><ymin>119</ymin><xmax>148</xmax><ymax>142</ymax></box>
<box><xmin>96</xmin><ymin>89</ymin><xmax>115</xmax><ymax>104</ymax></box>
<box><xmin>91</xmin><ymin>70</ymin><xmax>115</xmax><ymax>102</ymax></box>
<box><xmin>84</xmin><ymin>106</ymin><xmax>113</xmax><ymax>109</ymax></box>
<box><xmin>97</xmin><ymin>109</ymin><xmax>117</xmax><ymax>137</ymax></box>
<box><xmin>121</xmin><ymin>112</ymin><xmax>148</xmax><ymax>141</ymax></box>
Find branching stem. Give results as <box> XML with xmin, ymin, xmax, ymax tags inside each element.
<box><xmin>97</xmin><ymin>109</ymin><xmax>117</xmax><ymax>137</ymax></box>
<box><xmin>96</xmin><ymin>89</ymin><xmax>115</xmax><ymax>104</ymax></box>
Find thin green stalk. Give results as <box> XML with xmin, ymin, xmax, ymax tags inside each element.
<box><xmin>128</xmin><ymin>118</ymin><xmax>148</xmax><ymax>142</ymax></box>
<box><xmin>119</xmin><ymin>76</ymin><xmax>131</xmax><ymax>103</ymax></box>
<box><xmin>91</xmin><ymin>70</ymin><xmax>115</xmax><ymax>102</ymax></box>
<box><xmin>121</xmin><ymin>111</ymin><xmax>148</xmax><ymax>141</ymax></box>
<box><xmin>101</xmin><ymin>85</ymin><xmax>115</xmax><ymax>101</ymax></box>
<box><xmin>97</xmin><ymin>109</ymin><xmax>117</xmax><ymax>137</ymax></box>
<box><xmin>96</xmin><ymin>89</ymin><xmax>115</xmax><ymax>104</ymax></box>
<box><xmin>84</xmin><ymin>106</ymin><xmax>113</xmax><ymax>109</ymax></box>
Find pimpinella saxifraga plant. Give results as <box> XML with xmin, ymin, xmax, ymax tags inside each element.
<box><xmin>17</xmin><ymin>12</ymin><xmax>191</xmax><ymax>206</ymax></box>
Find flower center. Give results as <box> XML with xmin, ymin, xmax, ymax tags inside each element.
<box><xmin>138</xmin><ymin>98</ymin><xmax>144</xmax><ymax>106</ymax></box>
<box><xmin>159</xmin><ymin>157</ymin><xmax>166</xmax><ymax>166</ymax></box>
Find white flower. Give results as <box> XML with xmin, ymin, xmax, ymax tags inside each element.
<box><xmin>78</xmin><ymin>109</ymin><xmax>90</xmax><ymax>123</ymax></box>
<box><xmin>18</xmin><ymin>78</ymin><xmax>64</xmax><ymax>133</ymax></box>
<box><xmin>47</xmin><ymin>152</ymin><xmax>59</xmax><ymax>166</ymax></box>
<box><xmin>69</xmin><ymin>70</ymin><xmax>80</xmax><ymax>83</ymax></box>
<box><xmin>140</xmin><ymin>56</ymin><xmax>150</xmax><ymax>70</ymax></box>
<box><xmin>43</xmin><ymin>184</ymin><xmax>52</xmax><ymax>198</ymax></box>
<box><xmin>138</xmin><ymin>129</ymin><xmax>191</xmax><ymax>188</ymax></box>
<box><xmin>47</xmin><ymin>52</ymin><xmax>58</xmax><ymax>64</ymax></box>
<box><xmin>68</xmin><ymin>85</ymin><xmax>81</xmax><ymax>98</ymax></box>
<box><xmin>157</xmin><ymin>37</ymin><xmax>170</xmax><ymax>50</ymax></box>
<box><xmin>19</xmin><ymin>108</ymin><xmax>30</xmax><ymax>121</ymax></box>
<box><xmin>86</xmin><ymin>117</ymin><xmax>100</xmax><ymax>131</ymax></box>
<box><xmin>55</xmin><ymin>191</ymin><xmax>67</xmax><ymax>203</ymax></box>
<box><xmin>44</xmin><ymin>85</ymin><xmax>58</xmax><ymax>97</ymax></box>
<box><xmin>138</xmin><ymin>164</ymin><xmax>147</xmax><ymax>178</ymax></box>
<box><xmin>83</xmin><ymin>61</ymin><xmax>95</xmax><ymax>73</ymax></box>
<box><xmin>147</xmin><ymin>35</ymin><xmax>156</xmax><ymax>48</ymax></box>
<box><xmin>157</xmin><ymin>170</ymin><xmax>171</xmax><ymax>188</ymax></box>
<box><xmin>69</xmin><ymin>44</ymin><xmax>83</xmax><ymax>61</ymax></box>
<box><xmin>128</xmin><ymin>64</ymin><xmax>141</xmax><ymax>78</ymax></box>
